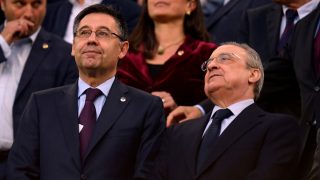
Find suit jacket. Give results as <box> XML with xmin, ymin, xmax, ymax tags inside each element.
<box><xmin>43</xmin><ymin>0</ymin><xmax>141</xmax><ymax>37</ymax></box>
<box><xmin>238</xmin><ymin>3</ymin><xmax>282</xmax><ymax>66</ymax></box>
<box><xmin>0</xmin><ymin>28</ymin><xmax>78</xmax><ymax>135</ymax></box>
<box><xmin>8</xmin><ymin>79</ymin><xmax>166</xmax><ymax>180</ymax></box>
<box><xmin>151</xmin><ymin>104</ymin><xmax>301</xmax><ymax>180</ymax></box>
<box><xmin>236</xmin><ymin>3</ymin><xmax>301</xmax><ymax>118</ymax></box>
<box><xmin>205</xmin><ymin>0</ymin><xmax>271</xmax><ymax>44</ymax></box>
<box><xmin>290</xmin><ymin>5</ymin><xmax>320</xmax><ymax>126</ymax></box>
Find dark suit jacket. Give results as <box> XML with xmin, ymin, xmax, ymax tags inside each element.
<box><xmin>290</xmin><ymin>5</ymin><xmax>320</xmax><ymax>126</ymax></box>
<box><xmin>236</xmin><ymin>3</ymin><xmax>302</xmax><ymax>118</ymax></box>
<box><xmin>205</xmin><ymin>0</ymin><xmax>271</xmax><ymax>44</ymax></box>
<box><xmin>0</xmin><ymin>28</ymin><xmax>78</xmax><ymax>135</ymax></box>
<box><xmin>238</xmin><ymin>3</ymin><xmax>282</xmax><ymax>66</ymax></box>
<box><xmin>151</xmin><ymin>104</ymin><xmax>301</xmax><ymax>180</ymax></box>
<box><xmin>8</xmin><ymin>79</ymin><xmax>166</xmax><ymax>180</ymax></box>
<box><xmin>43</xmin><ymin>0</ymin><xmax>141</xmax><ymax>37</ymax></box>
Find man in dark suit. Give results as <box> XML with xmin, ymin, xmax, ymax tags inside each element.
<box><xmin>43</xmin><ymin>0</ymin><xmax>141</xmax><ymax>43</ymax></box>
<box><xmin>205</xmin><ymin>0</ymin><xmax>271</xmax><ymax>43</ymax></box>
<box><xmin>151</xmin><ymin>42</ymin><xmax>300</xmax><ymax>180</ymax></box>
<box><xmin>0</xmin><ymin>0</ymin><xmax>78</xmax><ymax>179</ymax></box>
<box><xmin>7</xmin><ymin>4</ymin><xmax>165</xmax><ymax>179</ymax></box>
<box><xmin>287</xmin><ymin>5</ymin><xmax>320</xmax><ymax>179</ymax></box>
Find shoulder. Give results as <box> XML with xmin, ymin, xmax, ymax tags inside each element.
<box><xmin>247</xmin><ymin>3</ymin><xmax>278</xmax><ymax>15</ymax></box>
<box><xmin>247</xmin><ymin>104</ymin><xmax>299</xmax><ymax>129</ymax></box>
<box><xmin>33</xmin><ymin>83</ymin><xmax>74</xmax><ymax>97</ymax></box>
<box><xmin>186</xmin><ymin>36</ymin><xmax>217</xmax><ymax>50</ymax></box>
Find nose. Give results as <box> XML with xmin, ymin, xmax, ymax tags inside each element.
<box><xmin>86</xmin><ymin>32</ymin><xmax>99</xmax><ymax>45</ymax></box>
<box><xmin>206</xmin><ymin>58</ymin><xmax>218</xmax><ymax>71</ymax></box>
<box><xmin>22</xmin><ymin>4</ymin><xmax>33</xmax><ymax>20</ymax></box>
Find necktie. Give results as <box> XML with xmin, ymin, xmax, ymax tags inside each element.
<box><xmin>314</xmin><ymin>29</ymin><xmax>320</xmax><ymax>76</ymax></box>
<box><xmin>79</xmin><ymin>88</ymin><xmax>102</xmax><ymax>160</ymax></box>
<box><xmin>196</xmin><ymin>108</ymin><xmax>233</xmax><ymax>173</ymax></box>
<box><xmin>202</xmin><ymin>0</ymin><xmax>224</xmax><ymax>16</ymax></box>
<box><xmin>277</xmin><ymin>9</ymin><xmax>298</xmax><ymax>55</ymax></box>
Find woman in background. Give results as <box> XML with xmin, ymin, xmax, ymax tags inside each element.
<box><xmin>117</xmin><ymin>0</ymin><xmax>217</xmax><ymax>114</ymax></box>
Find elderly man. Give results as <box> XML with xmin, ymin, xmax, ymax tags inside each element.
<box><xmin>7</xmin><ymin>4</ymin><xmax>165</xmax><ymax>179</ymax></box>
<box><xmin>150</xmin><ymin>42</ymin><xmax>300</xmax><ymax>180</ymax></box>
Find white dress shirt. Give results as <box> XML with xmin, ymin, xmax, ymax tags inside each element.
<box><xmin>0</xmin><ymin>28</ymin><xmax>40</xmax><ymax>150</ymax></box>
<box><xmin>280</xmin><ymin>0</ymin><xmax>319</xmax><ymax>37</ymax></box>
<box><xmin>203</xmin><ymin>99</ymin><xmax>254</xmax><ymax>136</ymax></box>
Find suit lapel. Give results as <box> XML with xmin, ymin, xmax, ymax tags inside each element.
<box><xmin>266</xmin><ymin>4</ymin><xmax>282</xmax><ymax>57</ymax></box>
<box><xmin>56</xmin><ymin>82</ymin><xmax>81</xmax><ymax>169</ymax></box>
<box><xmin>183</xmin><ymin>114</ymin><xmax>211</xmax><ymax>177</ymax></box>
<box><xmin>196</xmin><ymin>104</ymin><xmax>263</xmax><ymax>176</ymax></box>
<box><xmin>206</xmin><ymin>0</ymin><xmax>241</xmax><ymax>29</ymax></box>
<box><xmin>84</xmin><ymin>79</ymin><xmax>130</xmax><ymax>161</ymax></box>
<box><xmin>15</xmin><ymin>29</ymin><xmax>51</xmax><ymax>100</ymax></box>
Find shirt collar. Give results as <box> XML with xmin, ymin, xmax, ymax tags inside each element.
<box><xmin>282</xmin><ymin>0</ymin><xmax>320</xmax><ymax>20</ymax></box>
<box><xmin>77</xmin><ymin>76</ymin><xmax>115</xmax><ymax>98</ymax></box>
<box><xmin>210</xmin><ymin>99</ymin><xmax>254</xmax><ymax>119</ymax></box>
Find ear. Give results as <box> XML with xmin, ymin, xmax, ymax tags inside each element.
<box><xmin>118</xmin><ymin>41</ymin><xmax>129</xmax><ymax>59</ymax></box>
<box><xmin>186</xmin><ymin>0</ymin><xmax>196</xmax><ymax>14</ymax></box>
<box><xmin>248</xmin><ymin>68</ymin><xmax>261</xmax><ymax>84</ymax></box>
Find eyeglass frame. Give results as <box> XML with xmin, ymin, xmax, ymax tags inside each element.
<box><xmin>74</xmin><ymin>27</ymin><xmax>125</xmax><ymax>41</ymax></box>
<box><xmin>201</xmin><ymin>53</ymin><xmax>241</xmax><ymax>72</ymax></box>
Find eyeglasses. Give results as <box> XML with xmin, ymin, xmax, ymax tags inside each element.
<box><xmin>201</xmin><ymin>53</ymin><xmax>240</xmax><ymax>71</ymax></box>
<box><xmin>75</xmin><ymin>28</ymin><xmax>125</xmax><ymax>41</ymax></box>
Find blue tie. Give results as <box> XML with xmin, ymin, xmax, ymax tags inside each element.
<box><xmin>277</xmin><ymin>9</ymin><xmax>298</xmax><ymax>55</ymax></box>
<box><xmin>196</xmin><ymin>108</ymin><xmax>233</xmax><ymax>173</ymax></box>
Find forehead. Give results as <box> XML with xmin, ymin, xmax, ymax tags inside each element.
<box><xmin>78</xmin><ymin>13</ymin><xmax>118</xmax><ymax>30</ymax></box>
<box><xmin>211</xmin><ymin>45</ymin><xmax>246</xmax><ymax>56</ymax></box>
<box><xmin>4</xmin><ymin>0</ymin><xmax>45</xmax><ymax>4</ymax></box>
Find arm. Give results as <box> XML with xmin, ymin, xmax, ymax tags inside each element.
<box><xmin>166</xmin><ymin>99</ymin><xmax>213</xmax><ymax>127</ymax></box>
<box><xmin>134</xmin><ymin>97</ymin><xmax>166</xmax><ymax>179</ymax></box>
<box><xmin>7</xmin><ymin>94</ymin><xmax>40</xmax><ymax>179</ymax></box>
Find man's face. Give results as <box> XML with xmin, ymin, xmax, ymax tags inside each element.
<box><xmin>204</xmin><ymin>45</ymin><xmax>258</xmax><ymax>100</ymax></box>
<box><xmin>1</xmin><ymin>0</ymin><xmax>46</xmax><ymax>35</ymax></box>
<box><xmin>72</xmin><ymin>13</ymin><xmax>128</xmax><ymax>79</ymax></box>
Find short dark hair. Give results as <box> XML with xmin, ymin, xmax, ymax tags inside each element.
<box><xmin>73</xmin><ymin>4</ymin><xmax>128</xmax><ymax>41</ymax></box>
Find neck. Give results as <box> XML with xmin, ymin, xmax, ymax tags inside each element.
<box><xmin>154</xmin><ymin>21</ymin><xmax>185</xmax><ymax>47</ymax></box>
<box><xmin>284</xmin><ymin>0</ymin><xmax>310</xmax><ymax>9</ymax></box>
<box><xmin>79</xmin><ymin>71</ymin><xmax>115</xmax><ymax>87</ymax></box>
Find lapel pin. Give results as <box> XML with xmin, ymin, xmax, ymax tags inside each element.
<box><xmin>177</xmin><ymin>50</ymin><xmax>184</xmax><ymax>56</ymax></box>
<box><xmin>120</xmin><ymin>97</ymin><xmax>126</xmax><ymax>102</ymax></box>
<box><xmin>42</xmin><ymin>43</ymin><xmax>49</xmax><ymax>49</ymax></box>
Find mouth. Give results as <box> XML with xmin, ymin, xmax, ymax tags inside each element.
<box><xmin>82</xmin><ymin>49</ymin><xmax>101</xmax><ymax>55</ymax></box>
<box><xmin>154</xmin><ymin>1</ymin><xmax>169</xmax><ymax>7</ymax></box>
<box><xmin>208</xmin><ymin>73</ymin><xmax>222</xmax><ymax>80</ymax></box>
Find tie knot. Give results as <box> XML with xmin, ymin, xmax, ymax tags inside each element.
<box><xmin>212</xmin><ymin>108</ymin><xmax>233</xmax><ymax>125</ymax></box>
<box><xmin>285</xmin><ymin>9</ymin><xmax>298</xmax><ymax>23</ymax></box>
<box><xmin>85</xmin><ymin>88</ymin><xmax>102</xmax><ymax>102</ymax></box>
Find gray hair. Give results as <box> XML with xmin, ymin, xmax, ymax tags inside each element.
<box><xmin>221</xmin><ymin>42</ymin><xmax>264</xmax><ymax>100</ymax></box>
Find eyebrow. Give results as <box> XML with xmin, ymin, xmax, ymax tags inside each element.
<box><xmin>78</xmin><ymin>26</ymin><xmax>113</xmax><ymax>32</ymax></box>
